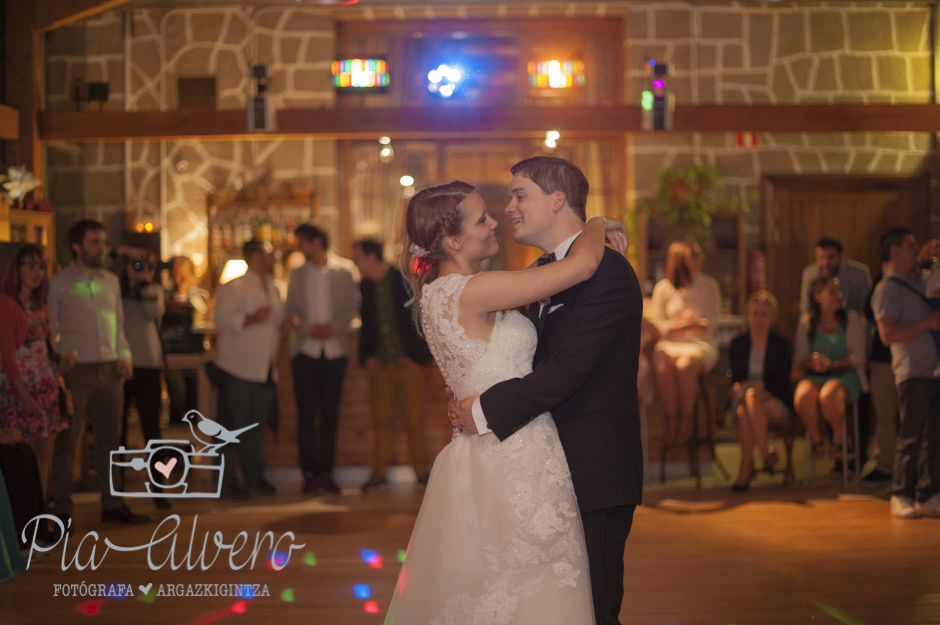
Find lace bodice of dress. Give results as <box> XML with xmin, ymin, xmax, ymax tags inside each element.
<box><xmin>420</xmin><ymin>273</ymin><xmax>537</xmax><ymax>399</ymax></box>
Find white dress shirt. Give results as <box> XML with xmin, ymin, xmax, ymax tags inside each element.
<box><xmin>48</xmin><ymin>263</ymin><xmax>132</xmax><ymax>363</ymax></box>
<box><xmin>471</xmin><ymin>231</ymin><xmax>582</xmax><ymax>435</ymax></box>
<box><xmin>300</xmin><ymin>260</ymin><xmax>349</xmax><ymax>360</ymax></box>
<box><xmin>214</xmin><ymin>270</ymin><xmax>283</xmax><ymax>383</ymax></box>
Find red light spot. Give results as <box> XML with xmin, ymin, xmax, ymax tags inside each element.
<box><xmin>396</xmin><ymin>566</ymin><xmax>407</xmax><ymax>595</ymax></box>
<box><xmin>75</xmin><ymin>599</ymin><xmax>105</xmax><ymax>615</ymax></box>
<box><xmin>230</xmin><ymin>601</ymin><xmax>248</xmax><ymax>614</ymax></box>
<box><xmin>368</xmin><ymin>554</ymin><xmax>384</xmax><ymax>569</ymax></box>
<box><xmin>363</xmin><ymin>600</ymin><xmax>380</xmax><ymax>614</ymax></box>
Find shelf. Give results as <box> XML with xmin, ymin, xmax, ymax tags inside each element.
<box><xmin>210</xmin><ymin>197</ymin><xmax>316</xmax><ymax>209</ymax></box>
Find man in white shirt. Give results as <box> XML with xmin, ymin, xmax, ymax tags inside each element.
<box><xmin>214</xmin><ymin>240</ymin><xmax>294</xmax><ymax>499</ymax></box>
<box><xmin>49</xmin><ymin>219</ymin><xmax>148</xmax><ymax>530</ymax></box>
<box><xmin>286</xmin><ymin>224</ymin><xmax>358</xmax><ymax>495</ymax></box>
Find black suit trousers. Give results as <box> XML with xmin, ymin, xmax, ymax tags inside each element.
<box><xmin>581</xmin><ymin>504</ymin><xmax>636</xmax><ymax>625</ymax></box>
<box><xmin>292</xmin><ymin>353</ymin><xmax>348</xmax><ymax>476</ymax></box>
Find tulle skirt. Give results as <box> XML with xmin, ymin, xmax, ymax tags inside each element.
<box><xmin>384</xmin><ymin>414</ymin><xmax>594</xmax><ymax>625</ymax></box>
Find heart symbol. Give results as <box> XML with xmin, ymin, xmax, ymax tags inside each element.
<box><xmin>154</xmin><ymin>458</ymin><xmax>177</xmax><ymax>479</ymax></box>
<box><xmin>139</xmin><ymin>583</ymin><xmax>153</xmax><ymax>596</ymax></box>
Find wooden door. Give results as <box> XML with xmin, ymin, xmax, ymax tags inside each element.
<box><xmin>764</xmin><ymin>175</ymin><xmax>930</xmax><ymax>339</ymax></box>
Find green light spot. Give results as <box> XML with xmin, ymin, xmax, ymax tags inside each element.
<box><xmin>397</xmin><ymin>549</ymin><xmax>406</xmax><ymax>563</ymax></box>
<box><xmin>280</xmin><ymin>588</ymin><xmax>295</xmax><ymax>602</ymax></box>
<box><xmin>814</xmin><ymin>602</ymin><xmax>865</xmax><ymax>625</ymax></box>
<box><xmin>137</xmin><ymin>587</ymin><xmax>157</xmax><ymax>604</ymax></box>
<box><xmin>641</xmin><ymin>90</ymin><xmax>654</xmax><ymax>111</ymax></box>
<box><xmin>303</xmin><ymin>552</ymin><xmax>317</xmax><ymax>566</ymax></box>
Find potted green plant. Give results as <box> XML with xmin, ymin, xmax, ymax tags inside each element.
<box><xmin>634</xmin><ymin>159</ymin><xmax>751</xmax><ymax>250</ymax></box>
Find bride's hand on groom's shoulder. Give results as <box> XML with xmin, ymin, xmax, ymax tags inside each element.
<box><xmin>602</xmin><ymin>217</ymin><xmax>629</xmax><ymax>256</ymax></box>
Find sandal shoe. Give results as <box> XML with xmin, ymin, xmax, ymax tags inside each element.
<box><xmin>810</xmin><ymin>442</ymin><xmax>826</xmax><ymax>460</ymax></box>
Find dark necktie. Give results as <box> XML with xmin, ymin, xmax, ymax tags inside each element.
<box><xmin>536</xmin><ymin>252</ymin><xmax>557</xmax><ymax>267</ymax></box>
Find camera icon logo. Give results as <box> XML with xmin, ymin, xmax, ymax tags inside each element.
<box><xmin>110</xmin><ymin>410</ymin><xmax>258</xmax><ymax>499</ymax></box>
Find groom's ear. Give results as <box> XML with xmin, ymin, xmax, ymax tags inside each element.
<box><xmin>551</xmin><ymin>191</ymin><xmax>567</xmax><ymax>214</ymax></box>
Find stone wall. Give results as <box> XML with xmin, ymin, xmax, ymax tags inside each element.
<box><xmin>628</xmin><ymin>2</ymin><xmax>932</xmax><ymax>104</ymax></box>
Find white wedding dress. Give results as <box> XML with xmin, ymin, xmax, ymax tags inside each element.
<box><xmin>384</xmin><ymin>273</ymin><xmax>594</xmax><ymax>625</ymax></box>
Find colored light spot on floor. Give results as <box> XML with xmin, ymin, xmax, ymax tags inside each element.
<box><xmin>396</xmin><ymin>549</ymin><xmax>406</xmax><ymax>563</ymax></box>
<box><xmin>137</xmin><ymin>587</ymin><xmax>157</xmax><ymax>604</ymax></box>
<box><xmin>280</xmin><ymin>588</ymin><xmax>295</xmax><ymax>602</ymax></box>
<box><xmin>354</xmin><ymin>584</ymin><xmax>371</xmax><ymax>599</ymax></box>
<box><xmin>396</xmin><ymin>567</ymin><xmax>407</xmax><ymax>595</ymax></box>
<box><xmin>267</xmin><ymin>549</ymin><xmax>289</xmax><ymax>570</ymax></box>
<box><xmin>230</xmin><ymin>601</ymin><xmax>248</xmax><ymax>615</ymax></box>
<box><xmin>368</xmin><ymin>554</ymin><xmax>384</xmax><ymax>569</ymax></box>
<box><xmin>75</xmin><ymin>599</ymin><xmax>105</xmax><ymax>615</ymax></box>
<box><xmin>303</xmin><ymin>552</ymin><xmax>317</xmax><ymax>566</ymax></box>
<box><xmin>105</xmin><ymin>583</ymin><xmax>127</xmax><ymax>601</ymax></box>
<box><xmin>814</xmin><ymin>602</ymin><xmax>865</xmax><ymax>625</ymax></box>
<box><xmin>363</xmin><ymin>600</ymin><xmax>380</xmax><ymax>614</ymax></box>
<box><xmin>360</xmin><ymin>549</ymin><xmax>378</xmax><ymax>563</ymax></box>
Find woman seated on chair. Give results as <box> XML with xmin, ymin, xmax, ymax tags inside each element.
<box><xmin>794</xmin><ymin>275</ymin><xmax>868</xmax><ymax>461</ymax></box>
<box><xmin>729</xmin><ymin>290</ymin><xmax>793</xmax><ymax>491</ymax></box>
<box><xmin>650</xmin><ymin>240</ymin><xmax>721</xmax><ymax>447</ymax></box>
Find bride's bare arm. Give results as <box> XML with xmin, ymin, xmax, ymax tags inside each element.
<box><xmin>460</xmin><ymin>216</ymin><xmax>607</xmax><ymax>315</ymax></box>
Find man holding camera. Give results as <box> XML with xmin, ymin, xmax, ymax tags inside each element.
<box><xmin>49</xmin><ymin>219</ymin><xmax>150</xmax><ymax>532</ymax></box>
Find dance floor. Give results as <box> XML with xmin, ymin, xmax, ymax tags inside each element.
<box><xmin>1</xmin><ymin>473</ymin><xmax>937</xmax><ymax>625</ymax></box>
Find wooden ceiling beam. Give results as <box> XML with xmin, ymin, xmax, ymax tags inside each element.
<box><xmin>34</xmin><ymin>0</ymin><xmax>133</xmax><ymax>33</ymax></box>
<box><xmin>37</xmin><ymin>104</ymin><xmax>940</xmax><ymax>142</ymax></box>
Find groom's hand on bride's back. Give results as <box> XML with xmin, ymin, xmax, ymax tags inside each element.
<box><xmin>448</xmin><ymin>396</ymin><xmax>479</xmax><ymax>435</ymax></box>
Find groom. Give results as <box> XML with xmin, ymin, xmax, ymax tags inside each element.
<box><xmin>451</xmin><ymin>156</ymin><xmax>643</xmax><ymax>625</ymax></box>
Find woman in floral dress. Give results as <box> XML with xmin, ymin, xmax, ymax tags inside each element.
<box><xmin>0</xmin><ymin>244</ymin><xmax>68</xmax><ymax>494</ymax></box>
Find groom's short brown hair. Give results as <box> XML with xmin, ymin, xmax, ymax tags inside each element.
<box><xmin>510</xmin><ymin>156</ymin><xmax>589</xmax><ymax>221</ymax></box>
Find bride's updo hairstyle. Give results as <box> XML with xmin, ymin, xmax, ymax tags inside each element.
<box><xmin>402</xmin><ymin>180</ymin><xmax>476</xmax><ymax>327</ymax></box>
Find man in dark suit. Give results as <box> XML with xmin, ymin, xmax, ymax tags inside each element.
<box><xmin>353</xmin><ymin>238</ymin><xmax>433</xmax><ymax>492</ymax></box>
<box><xmin>451</xmin><ymin>156</ymin><xmax>643</xmax><ymax>625</ymax></box>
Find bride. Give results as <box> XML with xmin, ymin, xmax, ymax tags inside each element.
<box><xmin>384</xmin><ymin>181</ymin><xmax>619</xmax><ymax>624</ymax></box>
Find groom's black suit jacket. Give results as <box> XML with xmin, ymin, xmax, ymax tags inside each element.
<box><xmin>480</xmin><ymin>247</ymin><xmax>644</xmax><ymax>514</ymax></box>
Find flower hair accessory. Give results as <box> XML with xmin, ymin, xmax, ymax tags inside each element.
<box><xmin>409</xmin><ymin>243</ymin><xmax>429</xmax><ymax>258</ymax></box>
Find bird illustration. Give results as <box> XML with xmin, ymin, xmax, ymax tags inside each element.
<box><xmin>182</xmin><ymin>410</ymin><xmax>259</xmax><ymax>454</ymax></box>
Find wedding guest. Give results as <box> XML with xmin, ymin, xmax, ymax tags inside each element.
<box><xmin>863</xmin><ymin>266</ymin><xmax>898</xmax><ymax>485</ymax></box>
<box><xmin>353</xmin><ymin>238</ymin><xmax>433</xmax><ymax>491</ymax></box>
<box><xmin>0</xmin><ymin>244</ymin><xmax>68</xmax><ymax>496</ymax></box>
<box><xmin>793</xmin><ymin>275</ymin><xmax>867</xmax><ymax>460</ymax></box>
<box><xmin>799</xmin><ymin>236</ymin><xmax>872</xmax><ymax>316</ymax></box>
<box><xmin>48</xmin><ymin>219</ymin><xmax>149</xmax><ymax>530</ymax></box>
<box><xmin>165</xmin><ymin>256</ymin><xmax>208</xmax><ymax>425</ymax></box>
<box><xmin>0</xmin><ymin>429</ymin><xmax>52</xmax><ymax>550</ymax></box>
<box><xmin>729</xmin><ymin>290</ymin><xmax>793</xmax><ymax>491</ymax></box>
<box><xmin>111</xmin><ymin>250</ymin><xmax>169</xmax><ymax>510</ymax></box>
<box><xmin>286</xmin><ymin>224</ymin><xmax>358</xmax><ymax>496</ymax></box>
<box><xmin>0</xmin><ymin>428</ymin><xmax>27</xmax><ymax>583</ymax></box>
<box><xmin>871</xmin><ymin>228</ymin><xmax>940</xmax><ymax>519</ymax></box>
<box><xmin>214</xmin><ymin>240</ymin><xmax>294</xmax><ymax>499</ymax></box>
<box><xmin>650</xmin><ymin>240</ymin><xmax>720</xmax><ymax>446</ymax></box>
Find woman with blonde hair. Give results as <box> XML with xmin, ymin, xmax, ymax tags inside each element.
<box><xmin>728</xmin><ymin>290</ymin><xmax>793</xmax><ymax>491</ymax></box>
<box><xmin>650</xmin><ymin>240</ymin><xmax>721</xmax><ymax>447</ymax></box>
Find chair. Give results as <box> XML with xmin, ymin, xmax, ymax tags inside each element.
<box><xmin>660</xmin><ymin>373</ymin><xmax>730</xmax><ymax>488</ymax></box>
<box><xmin>766</xmin><ymin>418</ymin><xmax>799</xmax><ymax>486</ymax></box>
<box><xmin>803</xmin><ymin>401</ymin><xmax>861</xmax><ymax>490</ymax></box>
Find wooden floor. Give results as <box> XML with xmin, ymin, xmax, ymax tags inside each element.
<box><xmin>1</xmin><ymin>474</ymin><xmax>937</xmax><ymax>625</ymax></box>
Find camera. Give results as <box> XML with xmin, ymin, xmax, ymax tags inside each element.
<box><xmin>110</xmin><ymin>439</ymin><xmax>224</xmax><ymax>498</ymax></box>
<box><xmin>131</xmin><ymin>259</ymin><xmax>158</xmax><ymax>272</ymax></box>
